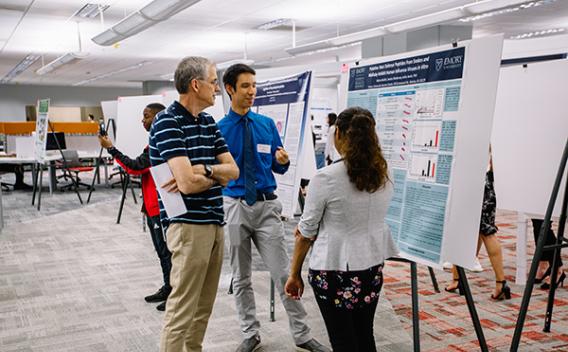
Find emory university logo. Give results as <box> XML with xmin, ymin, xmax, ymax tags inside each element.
<box><xmin>435</xmin><ymin>58</ymin><xmax>444</xmax><ymax>71</ymax></box>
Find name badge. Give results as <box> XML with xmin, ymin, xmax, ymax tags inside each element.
<box><xmin>257</xmin><ymin>144</ymin><xmax>271</xmax><ymax>154</ymax></box>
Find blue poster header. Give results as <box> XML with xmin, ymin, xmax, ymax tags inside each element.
<box><xmin>254</xmin><ymin>71</ymin><xmax>312</xmax><ymax>106</ymax></box>
<box><xmin>349</xmin><ymin>47</ymin><xmax>465</xmax><ymax>91</ymax></box>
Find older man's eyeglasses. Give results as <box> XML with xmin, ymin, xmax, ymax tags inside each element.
<box><xmin>198</xmin><ymin>78</ymin><xmax>219</xmax><ymax>87</ymax></box>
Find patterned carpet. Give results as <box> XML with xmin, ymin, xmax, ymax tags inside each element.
<box><xmin>383</xmin><ymin>210</ymin><xmax>568</xmax><ymax>352</ymax></box>
<box><xmin>0</xmin><ymin>170</ymin><xmax>567</xmax><ymax>351</ymax></box>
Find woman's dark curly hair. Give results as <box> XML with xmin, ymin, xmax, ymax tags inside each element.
<box><xmin>335</xmin><ymin>107</ymin><xmax>389</xmax><ymax>192</ymax></box>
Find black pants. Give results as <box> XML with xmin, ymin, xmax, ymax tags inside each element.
<box><xmin>314</xmin><ymin>294</ymin><xmax>379</xmax><ymax>352</ymax></box>
<box><xmin>147</xmin><ymin>215</ymin><xmax>172</xmax><ymax>290</ymax></box>
<box><xmin>532</xmin><ymin>218</ymin><xmax>563</xmax><ymax>269</ymax></box>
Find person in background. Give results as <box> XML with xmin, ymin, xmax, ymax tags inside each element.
<box><xmin>324</xmin><ymin>112</ymin><xmax>338</xmax><ymax>165</ymax></box>
<box><xmin>149</xmin><ymin>56</ymin><xmax>239</xmax><ymax>352</ymax></box>
<box><xmin>218</xmin><ymin>63</ymin><xmax>329</xmax><ymax>352</ymax></box>
<box><xmin>285</xmin><ymin>106</ymin><xmax>398</xmax><ymax>352</ymax></box>
<box><xmin>445</xmin><ymin>149</ymin><xmax>511</xmax><ymax>300</ymax></box>
<box><xmin>98</xmin><ymin>103</ymin><xmax>171</xmax><ymax>311</ymax></box>
<box><xmin>532</xmin><ymin>218</ymin><xmax>565</xmax><ymax>289</ymax></box>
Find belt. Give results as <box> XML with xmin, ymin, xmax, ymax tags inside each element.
<box><xmin>237</xmin><ymin>192</ymin><xmax>277</xmax><ymax>201</ymax></box>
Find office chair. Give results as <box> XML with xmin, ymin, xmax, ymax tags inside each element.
<box><xmin>57</xmin><ymin>150</ymin><xmax>94</xmax><ymax>191</ymax></box>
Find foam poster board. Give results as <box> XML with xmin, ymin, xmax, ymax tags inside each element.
<box><xmin>492</xmin><ymin>60</ymin><xmax>568</xmax><ymax>218</ymax></box>
<box><xmin>253</xmin><ymin>71</ymin><xmax>313</xmax><ymax>218</ymax></box>
<box><xmin>345</xmin><ymin>35</ymin><xmax>504</xmax><ymax>269</ymax></box>
<box><xmin>115</xmin><ymin>95</ymin><xmax>163</xmax><ymax>158</ymax></box>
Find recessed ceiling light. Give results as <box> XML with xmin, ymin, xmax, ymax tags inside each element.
<box><xmin>73</xmin><ymin>3</ymin><xmax>109</xmax><ymax>19</ymax></box>
<box><xmin>460</xmin><ymin>0</ymin><xmax>557</xmax><ymax>22</ymax></box>
<box><xmin>256</xmin><ymin>18</ymin><xmax>293</xmax><ymax>30</ymax></box>
<box><xmin>510</xmin><ymin>27</ymin><xmax>565</xmax><ymax>39</ymax></box>
<box><xmin>0</xmin><ymin>53</ymin><xmax>41</xmax><ymax>84</ymax></box>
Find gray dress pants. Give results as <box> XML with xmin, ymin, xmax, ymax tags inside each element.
<box><xmin>224</xmin><ymin>196</ymin><xmax>312</xmax><ymax>345</ymax></box>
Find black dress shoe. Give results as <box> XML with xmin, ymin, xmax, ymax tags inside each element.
<box><xmin>14</xmin><ymin>183</ymin><xmax>33</xmax><ymax>191</ymax></box>
<box><xmin>156</xmin><ymin>301</ymin><xmax>166</xmax><ymax>311</ymax></box>
<box><xmin>144</xmin><ymin>286</ymin><xmax>170</xmax><ymax>303</ymax></box>
<box><xmin>541</xmin><ymin>272</ymin><xmax>566</xmax><ymax>290</ymax></box>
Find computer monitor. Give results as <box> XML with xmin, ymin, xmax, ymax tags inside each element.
<box><xmin>46</xmin><ymin>132</ymin><xmax>66</xmax><ymax>150</ymax></box>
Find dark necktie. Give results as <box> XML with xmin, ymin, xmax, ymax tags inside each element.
<box><xmin>244</xmin><ymin>117</ymin><xmax>256</xmax><ymax>206</ymax></box>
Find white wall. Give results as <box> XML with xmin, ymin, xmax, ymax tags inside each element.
<box><xmin>0</xmin><ymin>84</ymin><xmax>142</xmax><ymax>121</ymax></box>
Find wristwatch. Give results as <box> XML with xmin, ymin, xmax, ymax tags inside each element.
<box><xmin>204</xmin><ymin>164</ymin><xmax>213</xmax><ymax>178</ymax></box>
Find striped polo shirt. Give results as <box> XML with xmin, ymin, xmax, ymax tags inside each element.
<box><xmin>149</xmin><ymin>100</ymin><xmax>229</xmax><ymax>228</ymax></box>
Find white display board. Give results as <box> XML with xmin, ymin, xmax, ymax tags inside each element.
<box><xmin>162</xmin><ymin>90</ymin><xmax>226</xmax><ymax>121</ymax></box>
<box><xmin>101</xmin><ymin>100</ymin><xmax>117</xmax><ymax>123</ymax></box>
<box><xmin>34</xmin><ymin>99</ymin><xmax>50</xmax><ymax>162</ymax></box>
<box><xmin>345</xmin><ymin>35</ymin><xmax>504</xmax><ymax>269</ymax></box>
<box><xmin>115</xmin><ymin>95</ymin><xmax>163</xmax><ymax>158</ymax></box>
<box><xmin>492</xmin><ymin>60</ymin><xmax>568</xmax><ymax>218</ymax></box>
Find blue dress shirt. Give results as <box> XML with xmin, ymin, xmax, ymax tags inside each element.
<box><xmin>218</xmin><ymin>108</ymin><xmax>290</xmax><ymax>198</ymax></box>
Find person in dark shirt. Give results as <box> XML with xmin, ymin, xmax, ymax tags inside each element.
<box><xmin>149</xmin><ymin>56</ymin><xmax>239</xmax><ymax>352</ymax></box>
<box><xmin>98</xmin><ymin>103</ymin><xmax>172</xmax><ymax>311</ymax></box>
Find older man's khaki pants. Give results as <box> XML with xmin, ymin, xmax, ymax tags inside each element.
<box><xmin>160</xmin><ymin>223</ymin><xmax>224</xmax><ymax>352</ymax></box>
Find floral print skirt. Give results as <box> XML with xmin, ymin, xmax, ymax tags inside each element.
<box><xmin>308</xmin><ymin>264</ymin><xmax>384</xmax><ymax>310</ymax></box>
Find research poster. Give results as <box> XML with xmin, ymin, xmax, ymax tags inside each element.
<box><xmin>34</xmin><ymin>99</ymin><xmax>50</xmax><ymax>163</ymax></box>
<box><xmin>253</xmin><ymin>71</ymin><xmax>312</xmax><ymax>218</ymax></box>
<box><xmin>346</xmin><ymin>36</ymin><xmax>504</xmax><ymax>268</ymax></box>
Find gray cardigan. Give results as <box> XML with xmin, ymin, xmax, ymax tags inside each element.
<box><xmin>298</xmin><ymin>161</ymin><xmax>399</xmax><ymax>271</ymax></box>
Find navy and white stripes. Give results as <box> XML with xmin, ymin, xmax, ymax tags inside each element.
<box><xmin>149</xmin><ymin>101</ymin><xmax>229</xmax><ymax>227</ymax></box>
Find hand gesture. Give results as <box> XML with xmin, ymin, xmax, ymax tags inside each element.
<box><xmin>98</xmin><ymin>135</ymin><xmax>113</xmax><ymax>149</ymax></box>
<box><xmin>285</xmin><ymin>275</ymin><xmax>304</xmax><ymax>300</ymax></box>
<box><xmin>161</xmin><ymin>177</ymin><xmax>179</xmax><ymax>193</ymax></box>
<box><xmin>275</xmin><ymin>147</ymin><xmax>289</xmax><ymax>165</ymax></box>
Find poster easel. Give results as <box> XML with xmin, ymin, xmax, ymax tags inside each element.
<box><xmin>510</xmin><ymin>138</ymin><xmax>568</xmax><ymax>351</ymax></box>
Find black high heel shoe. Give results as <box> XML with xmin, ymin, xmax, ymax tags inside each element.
<box><xmin>445</xmin><ymin>279</ymin><xmax>464</xmax><ymax>296</ymax></box>
<box><xmin>540</xmin><ymin>272</ymin><xmax>566</xmax><ymax>290</ymax></box>
<box><xmin>535</xmin><ymin>267</ymin><xmax>551</xmax><ymax>284</ymax></box>
<box><xmin>491</xmin><ymin>280</ymin><xmax>511</xmax><ymax>300</ymax></box>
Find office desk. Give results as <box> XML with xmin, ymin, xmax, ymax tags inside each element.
<box><xmin>0</xmin><ymin>151</ymin><xmax>108</xmax><ymax>194</ymax></box>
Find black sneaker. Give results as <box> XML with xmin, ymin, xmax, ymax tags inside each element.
<box><xmin>235</xmin><ymin>335</ymin><xmax>261</xmax><ymax>352</ymax></box>
<box><xmin>296</xmin><ymin>338</ymin><xmax>331</xmax><ymax>352</ymax></box>
<box><xmin>156</xmin><ymin>301</ymin><xmax>166</xmax><ymax>311</ymax></box>
<box><xmin>144</xmin><ymin>287</ymin><xmax>170</xmax><ymax>303</ymax></box>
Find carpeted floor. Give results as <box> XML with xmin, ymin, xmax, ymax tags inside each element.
<box><xmin>0</xmin><ymin>171</ymin><xmax>567</xmax><ymax>351</ymax></box>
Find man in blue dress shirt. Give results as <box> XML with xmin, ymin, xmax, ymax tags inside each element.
<box><xmin>218</xmin><ymin>63</ymin><xmax>330</xmax><ymax>352</ymax></box>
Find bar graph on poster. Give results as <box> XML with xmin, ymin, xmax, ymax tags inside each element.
<box><xmin>345</xmin><ymin>35</ymin><xmax>504</xmax><ymax>268</ymax></box>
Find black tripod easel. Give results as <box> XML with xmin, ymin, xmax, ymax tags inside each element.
<box><xmin>510</xmin><ymin>137</ymin><xmax>568</xmax><ymax>351</ymax></box>
<box><xmin>32</xmin><ymin>122</ymin><xmax>83</xmax><ymax>210</ymax></box>
<box><xmin>87</xmin><ymin>118</ymin><xmax>116</xmax><ymax>204</ymax></box>
<box><xmin>388</xmin><ymin>258</ymin><xmax>487</xmax><ymax>352</ymax></box>
<box><xmin>116</xmin><ymin>172</ymin><xmax>138</xmax><ymax>224</ymax></box>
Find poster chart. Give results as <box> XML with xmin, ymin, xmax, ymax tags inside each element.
<box><xmin>346</xmin><ymin>35</ymin><xmax>504</xmax><ymax>268</ymax></box>
<box><xmin>253</xmin><ymin>71</ymin><xmax>313</xmax><ymax>218</ymax></box>
<box><xmin>34</xmin><ymin>99</ymin><xmax>50</xmax><ymax>163</ymax></box>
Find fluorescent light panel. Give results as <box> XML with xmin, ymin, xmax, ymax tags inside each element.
<box><xmin>510</xmin><ymin>27</ymin><xmax>565</xmax><ymax>39</ymax></box>
<box><xmin>73</xmin><ymin>3</ymin><xmax>109</xmax><ymax>19</ymax></box>
<box><xmin>285</xmin><ymin>0</ymin><xmax>552</xmax><ymax>55</ymax></box>
<box><xmin>256</xmin><ymin>18</ymin><xmax>293</xmax><ymax>30</ymax></box>
<box><xmin>92</xmin><ymin>0</ymin><xmax>201</xmax><ymax>46</ymax></box>
<box><xmin>73</xmin><ymin>61</ymin><xmax>150</xmax><ymax>86</ymax></box>
<box><xmin>36</xmin><ymin>52</ymin><xmax>88</xmax><ymax>76</ymax></box>
<box><xmin>0</xmin><ymin>53</ymin><xmax>40</xmax><ymax>83</ymax></box>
